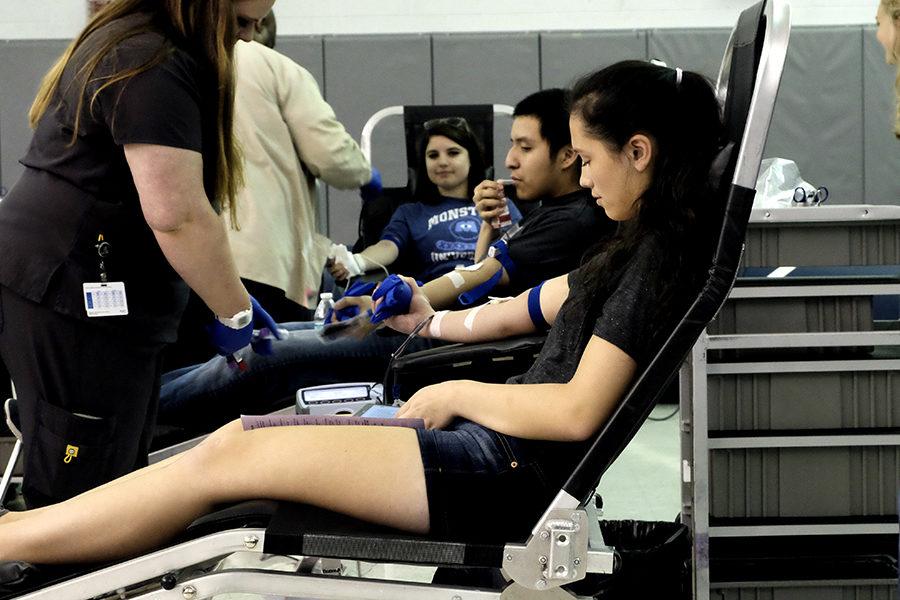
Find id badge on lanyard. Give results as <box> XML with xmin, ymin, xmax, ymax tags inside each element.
<box><xmin>83</xmin><ymin>234</ymin><xmax>129</xmax><ymax>317</ymax></box>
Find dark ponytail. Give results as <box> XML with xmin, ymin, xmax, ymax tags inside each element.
<box><xmin>570</xmin><ymin>60</ymin><xmax>725</xmax><ymax>327</ymax></box>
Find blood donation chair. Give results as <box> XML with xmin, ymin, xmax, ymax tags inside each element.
<box><xmin>0</xmin><ymin>1</ymin><xmax>790</xmax><ymax>597</ymax></box>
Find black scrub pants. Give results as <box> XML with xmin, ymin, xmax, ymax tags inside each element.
<box><xmin>0</xmin><ymin>285</ymin><xmax>163</xmax><ymax>508</ymax></box>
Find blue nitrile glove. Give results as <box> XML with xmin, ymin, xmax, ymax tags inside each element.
<box><xmin>346</xmin><ymin>280</ymin><xmax>378</xmax><ymax>297</ymax></box>
<box><xmin>325</xmin><ymin>305</ymin><xmax>356</xmax><ymax>324</ymax></box>
<box><xmin>370</xmin><ymin>274</ymin><xmax>413</xmax><ymax>325</ymax></box>
<box><xmin>206</xmin><ymin>295</ymin><xmax>285</xmax><ymax>357</ymax></box>
<box><xmin>248</xmin><ymin>296</ymin><xmax>287</xmax><ymax>355</ymax></box>
<box><xmin>359</xmin><ymin>167</ymin><xmax>382</xmax><ymax>203</ymax></box>
<box><xmin>249</xmin><ymin>326</ymin><xmax>282</xmax><ymax>355</ymax></box>
<box><xmin>325</xmin><ymin>280</ymin><xmax>377</xmax><ymax>323</ymax></box>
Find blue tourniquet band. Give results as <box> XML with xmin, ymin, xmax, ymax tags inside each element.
<box><xmin>458</xmin><ymin>239</ymin><xmax>517</xmax><ymax>306</ymax></box>
<box><xmin>527</xmin><ymin>281</ymin><xmax>549</xmax><ymax>330</ymax></box>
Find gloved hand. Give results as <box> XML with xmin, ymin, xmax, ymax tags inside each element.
<box><xmin>380</xmin><ymin>275</ymin><xmax>435</xmax><ymax>335</ymax></box>
<box><xmin>206</xmin><ymin>296</ymin><xmax>286</xmax><ymax>357</ymax></box>
<box><xmin>326</xmin><ymin>281</ymin><xmax>377</xmax><ymax>323</ymax></box>
<box><xmin>370</xmin><ymin>274</ymin><xmax>413</xmax><ymax>324</ymax></box>
<box><xmin>249</xmin><ymin>322</ymin><xmax>288</xmax><ymax>355</ymax></box>
<box><xmin>359</xmin><ymin>167</ymin><xmax>383</xmax><ymax>203</ymax></box>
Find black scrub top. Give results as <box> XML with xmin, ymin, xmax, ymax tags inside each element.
<box><xmin>0</xmin><ymin>14</ymin><xmax>217</xmax><ymax>343</ymax></box>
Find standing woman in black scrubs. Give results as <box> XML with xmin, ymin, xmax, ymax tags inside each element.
<box><xmin>0</xmin><ymin>0</ymin><xmax>277</xmax><ymax>508</ymax></box>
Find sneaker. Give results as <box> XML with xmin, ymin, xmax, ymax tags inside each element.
<box><xmin>0</xmin><ymin>560</ymin><xmax>38</xmax><ymax>591</ymax></box>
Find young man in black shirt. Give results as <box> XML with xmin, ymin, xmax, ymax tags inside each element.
<box><xmin>418</xmin><ymin>88</ymin><xmax>615</xmax><ymax>307</ymax></box>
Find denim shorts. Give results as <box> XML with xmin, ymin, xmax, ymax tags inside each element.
<box><xmin>415</xmin><ymin>419</ymin><xmax>556</xmax><ymax>542</ymax></box>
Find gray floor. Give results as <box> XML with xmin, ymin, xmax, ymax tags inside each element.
<box><xmin>596</xmin><ymin>404</ymin><xmax>682</xmax><ymax>522</ymax></box>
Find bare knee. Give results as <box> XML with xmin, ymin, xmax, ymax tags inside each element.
<box><xmin>208</xmin><ymin>418</ymin><xmax>245</xmax><ymax>442</ymax></box>
<box><xmin>182</xmin><ymin>419</ymin><xmax>244</xmax><ymax>472</ymax></box>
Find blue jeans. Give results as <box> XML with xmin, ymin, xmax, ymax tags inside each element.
<box><xmin>416</xmin><ymin>419</ymin><xmax>556</xmax><ymax>540</ymax></box>
<box><xmin>158</xmin><ymin>322</ymin><xmax>441</xmax><ymax>431</ymax></box>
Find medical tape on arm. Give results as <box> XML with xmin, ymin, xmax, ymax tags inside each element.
<box><xmin>463</xmin><ymin>304</ymin><xmax>487</xmax><ymax>333</ymax></box>
<box><xmin>463</xmin><ymin>304</ymin><xmax>486</xmax><ymax>332</ymax></box>
<box><xmin>429</xmin><ymin>310</ymin><xmax>448</xmax><ymax>338</ymax></box>
<box><xmin>442</xmin><ymin>271</ymin><xmax>466</xmax><ymax>289</ymax></box>
<box><xmin>527</xmin><ymin>281</ymin><xmax>550</xmax><ymax>330</ymax></box>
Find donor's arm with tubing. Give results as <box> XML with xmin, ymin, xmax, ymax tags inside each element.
<box><xmin>329</xmin><ymin>239</ymin><xmax>399</xmax><ymax>280</ymax></box>
<box><xmin>387</xmin><ymin>275</ymin><xmax>637</xmax><ymax>442</ymax></box>
<box><xmin>330</xmin><ymin>255</ymin><xmax>509</xmax><ymax>316</ymax></box>
<box><xmin>420</xmin><ymin>256</ymin><xmax>509</xmax><ymax>309</ymax></box>
<box><xmin>384</xmin><ymin>273</ymin><xmax>567</xmax><ymax>342</ymax></box>
<box><xmin>355</xmin><ymin>239</ymin><xmax>400</xmax><ymax>271</ymax></box>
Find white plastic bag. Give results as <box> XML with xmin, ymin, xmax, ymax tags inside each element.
<box><xmin>753</xmin><ymin>158</ymin><xmax>816</xmax><ymax>208</ymax></box>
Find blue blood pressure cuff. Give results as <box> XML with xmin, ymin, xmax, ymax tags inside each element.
<box><xmin>527</xmin><ymin>281</ymin><xmax>549</xmax><ymax>330</ymax></box>
<box><xmin>458</xmin><ymin>239</ymin><xmax>517</xmax><ymax>306</ymax></box>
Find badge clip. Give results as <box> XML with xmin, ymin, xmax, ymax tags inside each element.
<box><xmin>64</xmin><ymin>445</ymin><xmax>79</xmax><ymax>464</ymax></box>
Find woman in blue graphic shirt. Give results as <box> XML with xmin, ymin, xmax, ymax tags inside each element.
<box><xmin>329</xmin><ymin>118</ymin><xmax>521</xmax><ymax>281</ymax></box>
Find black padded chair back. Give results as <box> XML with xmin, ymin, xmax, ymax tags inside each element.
<box><xmin>562</xmin><ymin>0</ymin><xmax>789</xmax><ymax>504</ymax></box>
<box><xmin>354</xmin><ymin>186</ymin><xmax>414</xmax><ymax>253</ymax></box>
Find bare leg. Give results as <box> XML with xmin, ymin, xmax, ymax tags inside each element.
<box><xmin>0</xmin><ymin>420</ymin><xmax>428</xmax><ymax>564</ymax></box>
<box><xmin>0</xmin><ymin>454</ymin><xmax>185</xmax><ymax>525</ymax></box>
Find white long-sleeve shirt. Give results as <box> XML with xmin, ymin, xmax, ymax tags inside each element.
<box><xmin>228</xmin><ymin>40</ymin><xmax>372</xmax><ymax>308</ymax></box>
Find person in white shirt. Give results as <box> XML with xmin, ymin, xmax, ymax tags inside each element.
<box><xmin>228</xmin><ymin>20</ymin><xmax>379</xmax><ymax>321</ymax></box>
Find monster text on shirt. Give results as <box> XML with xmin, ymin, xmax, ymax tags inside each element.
<box><xmin>427</xmin><ymin>206</ymin><xmax>478</xmax><ymax>230</ymax></box>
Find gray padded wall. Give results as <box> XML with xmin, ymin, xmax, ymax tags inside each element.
<box><xmin>541</xmin><ymin>30</ymin><xmax>648</xmax><ymax>89</ymax></box>
<box><xmin>647</xmin><ymin>28</ymin><xmax>732</xmax><ymax>81</ymax></box>
<box><xmin>276</xmin><ymin>37</ymin><xmax>325</xmax><ymax>88</ymax></box>
<box><xmin>863</xmin><ymin>25</ymin><xmax>900</xmax><ymax>205</ymax></box>
<box><xmin>432</xmin><ymin>33</ymin><xmax>539</xmax><ymax>182</ymax></box>
<box><xmin>323</xmin><ymin>35</ymin><xmax>431</xmax><ymax>245</ymax></box>
<box><xmin>1</xmin><ymin>25</ymin><xmax>898</xmax><ymax>245</ymax></box>
<box><xmin>761</xmin><ymin>27</ymin><xmax>865</xmax><ymax>204</ymax></box>
<box><xmin>0</xmin><ymin>40</ymin><xmax>68</xmax><ymax>198</ymax></box>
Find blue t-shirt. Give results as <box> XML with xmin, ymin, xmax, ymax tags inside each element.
<box><xmin>380</xmin><ymin>196</ymin><xmax>523</xmax><ymax>280</ymax></box>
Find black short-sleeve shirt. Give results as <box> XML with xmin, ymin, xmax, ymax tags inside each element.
<box><xmin>503</xmin><ymin>190</ymin><xmax>615</xmax><ymax>295</ymax></box>
<box><xmin>23</xmin><ymin>23</ymin><xmax>206</xmax><ymax>199</ymax></box>
<box><xmin>509</xmin><ymin>234</ymin><xmax>674</xmax><ymax>388</ymax></box>
<box><xmin>0</xmin><ymin>16</ymin><xmax>215</xmax><ymax>342</ymax></box>
<box><xmin>507</xmin><ymin>233</ymin><xmax>695</xmax><ymax>477</ymax></box>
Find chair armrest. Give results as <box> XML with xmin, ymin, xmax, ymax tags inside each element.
<box><xmin>390</xmin><ymin>334</ymin><xmax>547</xmax><ymax>399</ymax></box>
